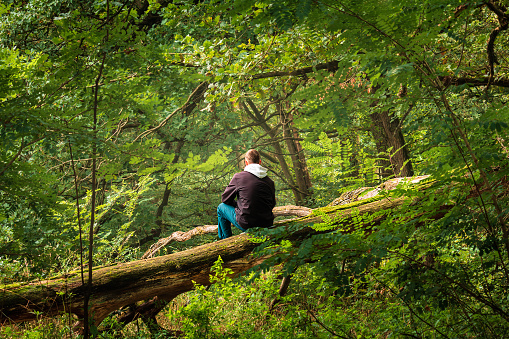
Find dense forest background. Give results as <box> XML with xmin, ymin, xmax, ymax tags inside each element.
<box><xmin>1</xmin><ymin>0</ymin><xmax>509</xmax><ymax>337</ymax></box>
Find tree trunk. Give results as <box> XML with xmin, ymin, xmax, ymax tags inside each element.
<box><xmin>0</xmin><ymin>234</ymin><xmax>266</xmax><ymax>327</ymax></box>
<box><xmin>0</xmin><ymin>177</ymin><xmax>430</xmax><ymax>328</ymax></box>
<box><xmin>241</xmin><ymin>99</ymin><xmax>305</xmax><ymax>205</ymax></box>
<box><xmin>370</xmin><ymin>110</ymin><xmax>414</xmax><ymax>178</ymax></box>
<box><xmin>138</xmin><ymin>140</ymin><xmax>186</xmax><ymax>248</ymax></box>
<box><xmin>155</xmin><ymin>140</ymin><xmax>185</xmax><ymax>227</ymax></box>
<box><xmin>280</xmin><ymin>103</ymin><xmax>313</xmax><ymax>201</ymax></box>
<box><xmin>368</xmin><ymin>84</ymin><xmax>414</xmax><ymax>179</ymax></box>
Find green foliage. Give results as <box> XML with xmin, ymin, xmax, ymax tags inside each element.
<box><xmin>1</xmin><ymin>0</ymin><xmax>509</xmax><ymax>337</ymax></box>
<box><xmin>0</xmin><ymin>315</ymin><xmax>74</xmax><ymax>339</ymax></box>
<box><xmin>168</xmin><ymin>257</ymin><xmax>330</xmax><ymax>338</ymax></box>
<box><xmin>302</xmin><ymin>131</ymin><xmax>378</xmax><ymax>205</ymax></box>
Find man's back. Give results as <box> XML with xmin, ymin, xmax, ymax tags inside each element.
<box><xmin>222</xmin><ymin>170</ymin><xmax>276</xmax><ymax>229</ymax></box>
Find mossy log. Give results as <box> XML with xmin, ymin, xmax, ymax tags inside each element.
<box><xmin>141</xmin><ymin>205</ymin><xmax>313</xmax><ymax>259</ymax></box>
<box><xmin>0</xmin><ymin>176</ymin><xmax>430</xmax><ymax>327</ymax></box>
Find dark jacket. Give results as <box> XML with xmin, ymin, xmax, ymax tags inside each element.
<box><xmin>221</xmin><ymin>170</ymin><xmax>276</xmax><ymax>229</ymax></box>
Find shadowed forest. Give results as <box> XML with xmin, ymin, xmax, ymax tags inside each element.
<box><xmin>1</xmin><ymin>0</ymin><xmax>509</xmax><ymax>338</ymax></box>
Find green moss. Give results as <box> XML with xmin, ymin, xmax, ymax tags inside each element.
<box><xmin>0</xmin><ymin>282</ymin><xmax>23</xmax><ymax>290</ymax></box>
<box><xmin>0</xmin><ymin>274</ymin><xmax>70</xmax><ymax>291</ymax></box>
<box><xmin>311</xmin><ymin>196</ymin><xmax>384</xmax><ymax>215</ymax></box>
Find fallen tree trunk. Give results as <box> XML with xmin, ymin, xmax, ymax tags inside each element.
<box><xmin>142</xmin><ymin>205</ymin><xmax>313</xmax><ymax>259</ymax></box>
<box><xmin>1</xmin><ymin>233</ymin><xmax>267</xmax><ymax>326</ymax></box>
<box><xmin>115</xmin><ymin>204</ymin><xmax>314</xmax><ymax>331</ymax></box>
<box><xmin>0</xmin><ymin>176</ymin><xmax>429</xmax><ymax>327</ymax></box>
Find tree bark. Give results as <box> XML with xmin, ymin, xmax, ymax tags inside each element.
<box><xmin>370</xmin><ymin>110</ymin><xmax>414</xmax><ymax>178</ymax></box>
<box><xmin>280</xmin><ymin>103</ymin><xmax>313</xmax><ymax>201</ymax></box>
<box><xmin>367</xmin><ymin>83</ymin><xmax>414</xmax><ymax>179</ymax></box>
<box><xmin>0</xmin><ymin>177</ymin><xmax>429</xmax><ymax>328</ymax></box>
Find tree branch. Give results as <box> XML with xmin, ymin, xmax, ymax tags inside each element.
<box><xmin>485</xmin><ymin>0</ymin><xmax>509</xmax><ymax>90</ymax></box>
<box><xmin>134</xmin><ymin>81</ymin><xmax>208</xmax><ymax>142</ymax></box>
<box><xmin>440</xmin><ymin>76</ymin><xmax>509</xmax><ymax>88</ymax></box>
<box><xmin>250</xmin><ymin>61</ymin><xmax>339</xmax><ymax>80</ymax></box>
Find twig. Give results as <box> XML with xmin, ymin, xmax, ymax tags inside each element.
<box><xmin>68</xmin><ymin>140</ymin><xmax>85</xmax><ymax>287</ymax></box>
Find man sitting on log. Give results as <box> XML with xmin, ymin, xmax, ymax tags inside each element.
<box><xmin>217</xmin><ymin>149</ymin><xmax>276</xmax><ymax>239</ymax></box>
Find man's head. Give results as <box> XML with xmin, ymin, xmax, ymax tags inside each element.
<box><xmin>245</xmin><ymin>149</ymin><xmax>261</xmax><ymax>165</ymax></box>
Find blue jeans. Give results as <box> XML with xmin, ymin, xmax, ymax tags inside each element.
<box><xmin>217</xmin><ymin>203</ymin><xmax>246</xmax><ymax>239</ymax></box>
